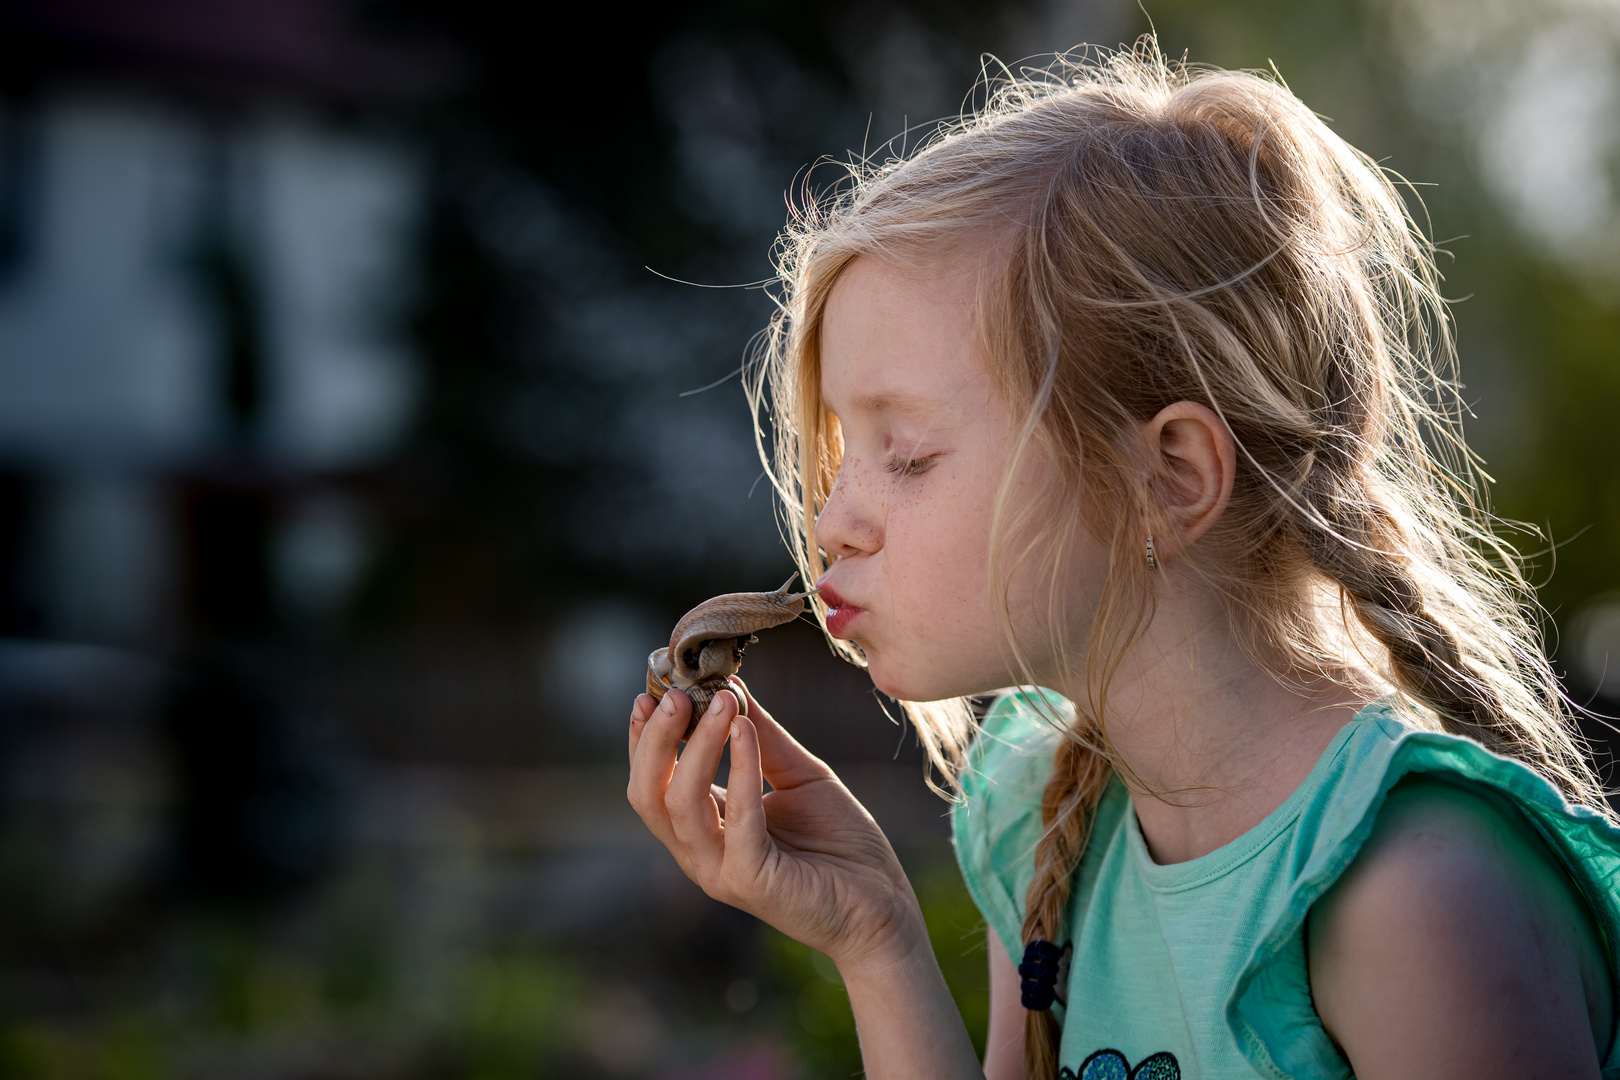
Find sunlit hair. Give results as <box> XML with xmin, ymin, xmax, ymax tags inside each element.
<box><xmin>747</xmin><ymin>38</ymin><xmax>1608</xmax><ymax>1078</ymax></box>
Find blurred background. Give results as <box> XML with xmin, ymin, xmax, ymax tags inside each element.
<box><xmin>0</xmin><ymin>0</ymin><xmax>1617</xmax><ymax>1076</ymax></box>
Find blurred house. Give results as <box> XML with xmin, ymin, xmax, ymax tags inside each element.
<box><xmin>0</xmin><ymin>0</ymin><xmax>448</xmax><ymax>942</ymax></box>
<box><xmin>0</xmin><ymin>0</ymin><xmax>438</xmax><ymax>649</ymax></box>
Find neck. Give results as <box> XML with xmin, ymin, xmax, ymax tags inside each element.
<box><xmin>1054</xmin><ymin>570</ymin><xmax>1375</xmax><ymax>865</ymax></box>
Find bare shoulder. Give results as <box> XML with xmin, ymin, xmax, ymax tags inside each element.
<box><xmin>1307</xmin><ymin>775</ymin><xmax>1612</xmax><ymax>1079</ymax></box>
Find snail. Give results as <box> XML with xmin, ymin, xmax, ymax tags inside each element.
<box><xmin>646</xmin><ymin>574</ymin><xmax>816</xmax><ymax>738</ymax></box>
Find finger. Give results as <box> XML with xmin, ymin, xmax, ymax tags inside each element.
<box><xmin>628</xmin><ymin>693</ymin><xmax>657</xmax><ymax>763</ymax></box>
<box><xmin>665</xmin><ymin>692</ymin><xmax>736</xmax><ymax>870</ymax></box>
<box><xmin>728</xmin><ymin>677</ymin><xmax>768</xmax><ymax>723</ymax></box>
<box><xmin>723</xmin><ymin>713</ymin><xmax>769</xmax><ymax>861</ymax></box>
<box><xmin>710</xmin><ymin>783</ymin><xmax>727</xmax><ymax>819</ymax></box>
<box><xmin>626</xmin><ymin>689</ymin><xmax>691</xmax><ymax>848</ymax></box>
<box><xmin>729</xmin><ymin>677</ymin><xmax>832</xmax><ymax>790</ymax></box>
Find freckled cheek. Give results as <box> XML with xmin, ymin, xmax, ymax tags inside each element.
<box><xmin>882</xmin><ymin>510</ymin><xmax>997</xmax><ymax>643</ymax></box>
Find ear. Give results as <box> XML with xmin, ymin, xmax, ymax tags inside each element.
<box><xmin>1142</xmin><ymin>401</ymin><xmax>1235</xmax><ymax>554</ymax></box>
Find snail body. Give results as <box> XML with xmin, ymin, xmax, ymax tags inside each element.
<box><xmin>646</xmin><ymin>574</ymin><xmax>813</xmax><ymax>736</ymax></box>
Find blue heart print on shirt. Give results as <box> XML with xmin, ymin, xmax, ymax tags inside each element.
<box><xmin>1061</xmin><ymin>1049</ymin><xmax>1180</xmax><ymax>1080</ymax></box>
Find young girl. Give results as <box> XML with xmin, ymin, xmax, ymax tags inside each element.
<box><xmin>627</xmin><ymin>41</ymin><xmax>1620</xmax><ymax>1078</ymax></box>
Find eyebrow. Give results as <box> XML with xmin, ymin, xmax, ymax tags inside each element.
<box><xmin>849</xmin><ymin>389</ymin><xmax>936</xmax><ymax>417</ymax></box>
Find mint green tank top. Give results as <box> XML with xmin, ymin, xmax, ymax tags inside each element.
<box><xmin>952</xmin><ymin>694</ymin><xmax>1620</xmax><ymax>1078</ymax></box>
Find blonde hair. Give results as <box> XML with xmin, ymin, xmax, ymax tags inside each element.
<box><xmin>747</xmin><ymin>39</ymin><xmax>1608</xmax><ymax>1078</ymax></box>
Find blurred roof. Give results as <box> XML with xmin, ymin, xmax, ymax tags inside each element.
<box><xmin>0</xmin><ymin>0</ymin><xmax>456</xmax><ymax>106</ymax></box>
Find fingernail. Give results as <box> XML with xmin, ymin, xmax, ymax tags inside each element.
<box><xmin>660</xmin><ymin>695</ymin><xmax>676</xmax><ymax>716</ymax></box>
<box><xmin>705</xmin><ymin>696</ymin><xmax>724</xmax><ymax>717</ymax></box>
<box><xmin>730</xmin><ymin>721</ymin><xmax>740</xmax><ymax>740</ymax></box>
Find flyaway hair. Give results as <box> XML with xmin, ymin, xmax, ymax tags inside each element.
<box><xmin>745</xmin><ymin>38</ymin><xmax>1609</xmax><ymax>1078</ymax></box>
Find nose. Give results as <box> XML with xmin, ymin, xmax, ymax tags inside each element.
<box><xmin>814</xmin><ymin>459</ymin><xmax>883</xmax><ymax>559</ymax></box>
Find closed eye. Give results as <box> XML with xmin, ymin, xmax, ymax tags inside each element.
<box><xmin>883</xmin><ymin>454</ymin><xmax>936</xmax><ymax>478</ymax></box>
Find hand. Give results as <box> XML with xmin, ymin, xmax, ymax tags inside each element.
<box><xmin>626</xmin><ymin>680</ymin><xmax>925</xmax><ymax>973</ymax></box>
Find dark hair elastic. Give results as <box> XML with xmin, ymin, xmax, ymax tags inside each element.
<box><xmin>1018</xmin><ymin>939</ymin><xmax>1068</xmax><ymax>1011</ymax></box>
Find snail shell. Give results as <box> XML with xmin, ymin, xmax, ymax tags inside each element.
<box><xmin>646</xmin><ymin>573</ymin><xmax>813</xmax><ymax>738</ymax></box>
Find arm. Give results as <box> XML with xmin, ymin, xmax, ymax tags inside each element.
<box><xmin>984</xmin><ymin>929</ymin><xmax>1027</xmax><ymax>1080</ymax></box>
<box><xmin>627</xmin><ymin>681</ymin><xmax>983</xmax><ymax>1080</ymax></box>
<box><xmin>1308</xmin><ymin>777</ymin><xmax>1612</xmax><ymax>1078</ymax></box>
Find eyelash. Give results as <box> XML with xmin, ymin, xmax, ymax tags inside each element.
<box><xmin>884</xmin><ymin>455</ymin><xmax>936</xmax><ymax>478</ymax></box>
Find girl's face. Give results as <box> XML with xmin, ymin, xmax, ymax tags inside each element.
<box><xmin>814</xmin><ymin>256</ymin><xmax>1109</xmax><ymax>702</ymax></box>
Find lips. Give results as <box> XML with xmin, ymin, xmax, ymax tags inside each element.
<box><xmin>817</xmin><ymin>583</ymin><xmax>863</xmax><ymax>638</ymax></box>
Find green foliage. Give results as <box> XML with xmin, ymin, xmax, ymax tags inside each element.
<box><xmin>0</xmin><ymin>859</ymin><xmax>990</xmax><ymax>1080</ymax></box>
<box><xmin>763</xmin><ymin>924</ymin><xmax>863</xmax><ymax>1076</ymax></box>
<box><xmin>0</xmin><ymin>1016</ymin><xmax>167</xmax><ymax>1080</ymax></box>
<box><xmin>458</xmin><ymin>951</ymin><xmax>578</xmax><ymax>1079</ymax></box>
<box><xmin>1465</xmin><ymin>257</ymin><xmax>1620</xmax><ymax>621</ymax></box>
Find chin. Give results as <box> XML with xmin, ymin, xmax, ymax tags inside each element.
<box><xmin>864</xmin><ymin>656</ymin><xmax>923</xmax><ymax>702</ymax></box>
<box><xmin>866</xmin><ymin>657</ymin><xmax>968</xmax><ymax>705</ymax></box>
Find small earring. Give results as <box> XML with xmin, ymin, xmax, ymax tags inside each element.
<box><xmin>1145</xmin><ymin>534</ymin><xmax>1159</xmax><ymax>572</ymax></box>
